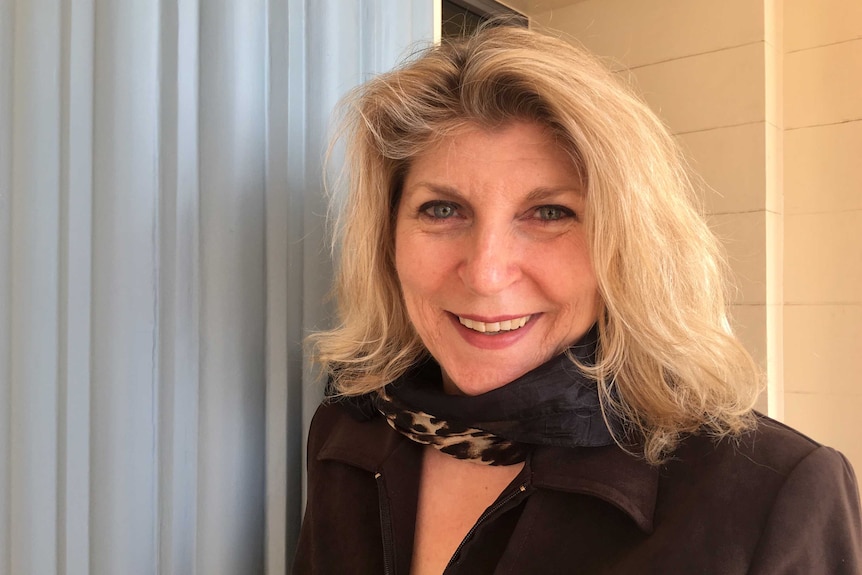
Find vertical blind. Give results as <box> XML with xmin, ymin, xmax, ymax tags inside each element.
<box><xmin>0</xmin><ymin>1</ymin><xmax>433</xmax><ymax>574</ymax></box>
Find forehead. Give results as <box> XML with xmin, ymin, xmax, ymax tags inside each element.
<box><xmin>403</xmin><ymin>121</ymin><xmax>582</xmax><ymax>193</ymax></box>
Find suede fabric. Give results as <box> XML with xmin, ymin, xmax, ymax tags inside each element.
<box><xmin>293</xmin><ymin>401</ymin><xmax>862</xmax><ymax>574</ymax></box>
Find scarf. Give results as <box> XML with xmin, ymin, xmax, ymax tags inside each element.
<box><xmin>370</xmin><ymin>325</ymin><xmax>620</xmax><ymax>465</ymax></box>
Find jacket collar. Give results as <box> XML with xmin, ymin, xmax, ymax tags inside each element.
<box><xmin>316</xmin><ymin>400</ymin><xmax>406</xmax><ymax>471</ymax></box>
<box><xmin>530</xmin><ymin>444</ymin><xmax>658</xmax><ymax>533</ymax></box>
<box><xmin>317</xmin><ymin>402</ymin><xmax>659</xmax><ymax>534</ymax></box>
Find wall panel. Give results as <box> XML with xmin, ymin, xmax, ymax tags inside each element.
<box><xmin>782</xmin><ymin>0</ymin><xmax>862</xmax><ymax>491</ymax></box>
<box><xmin>785</xmin><ymin>39</ymin><xmax>862</xmax><ymax>129</ymax></box>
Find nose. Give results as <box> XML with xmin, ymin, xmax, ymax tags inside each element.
<box><xmin>457</xmin><ymin>226</ymin><xmax>523</xmax><ymax>295</ymax></box>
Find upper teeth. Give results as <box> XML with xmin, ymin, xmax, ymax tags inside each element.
<box><xmin>458</xmin><ymin>315</ymin><xmax>531</xmax><ymax>333</ymax></box>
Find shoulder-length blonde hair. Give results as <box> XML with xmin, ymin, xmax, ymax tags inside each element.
<box><xmin>311</xmin><ymin>24</ymin><xmax>761</xmax><ymax>464</ymax></box>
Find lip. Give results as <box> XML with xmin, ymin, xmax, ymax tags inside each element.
<box><xmin>447</xmin><ymin>312</ymin><xmax>538</xmax><ymax>351</ymax></box>
<box><xmin>455</xmin><ymin>312</ymin><xmax>532</xmax><ymax>323</ymax></box>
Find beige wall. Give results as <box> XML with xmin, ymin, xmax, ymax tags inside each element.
<box><xmin>783</xmin><ymin>0</ymin><xmax>862</xmax><ymax>475</ymax></box>
<box><xmin>505</xmin><ymin>0</ymin><xmax>861</xmax><ymax>475</ymax></box>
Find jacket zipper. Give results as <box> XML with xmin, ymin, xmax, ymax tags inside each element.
<box><xmin>375</xmin><ymin>472</ymin><xmax>396</xmax><ymax>575</ymax></box>
<box><xmin>443</xmin><ymin>482</ymin><xmax>529</xmax><ymax>573</ymax></box>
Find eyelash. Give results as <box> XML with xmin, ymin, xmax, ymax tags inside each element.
<box><xmin>417</xmin><ymin>201</ymin><xmax>576</xmax><ymax>223</ymax></box>
<box><xmin>532</xmin><ymin>205</ymin><xmax>575</xmax><ymax>222</ymax></box>
<box><xmin>419</xmin><ymin>201</ymin><xmax>461</xmax><ymax>221</ymax></box>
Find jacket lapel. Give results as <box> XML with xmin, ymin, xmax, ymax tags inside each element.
<box><xmin>530</xmin><ymin>444</ymin><xmax>659</xmax><ymax>533</ymax></box>
<box><xmin>317</xmin><ymin>409</ymin><xmax>421</xmax><ymax>574</ymax></box>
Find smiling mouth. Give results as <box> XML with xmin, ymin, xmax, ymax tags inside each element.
<box><xmin>458</xmin><ymin>315</ymin><xmax>531</xmax><ymax>334</ymax></box>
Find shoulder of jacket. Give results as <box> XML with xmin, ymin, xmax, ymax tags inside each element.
<box><xmin>307</xmin><ymin>399</ymin><xmax>403</xmax><ymax>472</ymax></box>
<box><xmin>307</xmin><ymin>400</ymin><xmax>373</xmax><ymax>452</ymax></box>
<box><xmin>668</xmin><ymin>411</ymin><xmax>842</xmax><ymax>484</ymax></box>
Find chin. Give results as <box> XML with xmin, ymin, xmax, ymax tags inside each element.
<box><xmin>443</xmin><ymin>366</ymin><xmax>525</xmax><ymax>396</ymax></box>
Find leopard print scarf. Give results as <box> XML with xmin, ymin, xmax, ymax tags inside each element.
<box><xmin>376</xmin><ymin>386</ymin><xmax>531</xmax><ymax>465</ymax></box>
<box><xmin>373</xmin><ymin>325</ymin><xmax>619</xmax><ymax>466</ymax></box>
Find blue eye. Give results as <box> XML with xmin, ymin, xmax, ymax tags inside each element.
<box><xmin>421</xmin><ymin>202</ymin><xmax>459</xmax><ymax>219</ymax></box>
<box><xmin>534</xmin><ymin>205</ymin><xmax>574</xmax><ymax>221</ymax></box>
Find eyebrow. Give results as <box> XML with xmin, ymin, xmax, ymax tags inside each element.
<box><xmin>402</xmin><ymin>182</ymin><xmax>465</xmax><ymax>201</ymax></box>
<box><xmin>525</xmin><ymin>186</ymin><xmax>585</xmax><ymax>201</ymax></box>
<box><xmin>405</xmin><ymin>183</ymin><xmax>583</xmax><ymax>202</ymax></box>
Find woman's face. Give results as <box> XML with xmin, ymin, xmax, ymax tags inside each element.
<box><xmin>394</xmin><ymin>121</ymin><xmax>600</xmax><ymax>395</ymax></box>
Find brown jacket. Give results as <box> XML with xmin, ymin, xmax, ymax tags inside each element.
<box><xmin>293</xmin><ymin>402</ymin><xmax>862</xmax><ymax>574</ymax></box>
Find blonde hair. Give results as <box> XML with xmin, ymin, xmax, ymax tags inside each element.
<box><xmin>311</xmin><ymin>25</ymin><xmax>761</xmax><ymax>464</ymax></box>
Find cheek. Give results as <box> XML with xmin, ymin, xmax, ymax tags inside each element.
<box><xmin>540</xmin><ymin>242</ymin><xmax>599</xmax><ymax>310</ymax></box>
<box><xmin>395</xmin><ymin>233</ymin><xmax>436</xmax><ymax>319</ymax></box>
<box><xmin>395</xmin><ymin>231</ymin><xmax>457</xmax><ymax>293</ymax></box>
<box><xmin>394</xmin><ymin>233</ymin><xmax>421</xmax><ymax>296</ymax></box>
<box><xmin>394</xmin><ymin>233</ymin><xmax>463</xmax><ymax>345</ymax></box>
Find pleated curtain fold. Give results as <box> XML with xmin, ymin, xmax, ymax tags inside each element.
<box><xmin>0</xmin><ymin>1</ymin><xmax>433</xmax><ymax>573</ymax></box>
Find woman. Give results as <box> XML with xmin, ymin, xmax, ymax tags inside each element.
<box><xmin>294</xmin><ymin>25</ymin><xmax>862</xmax><ymax>574</ymax></box>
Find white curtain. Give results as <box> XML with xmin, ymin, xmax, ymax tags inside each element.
<box><xmin>0</xmin><ymin>1</ymin><xmax>434</xmax><ymax>574</ymax></box>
